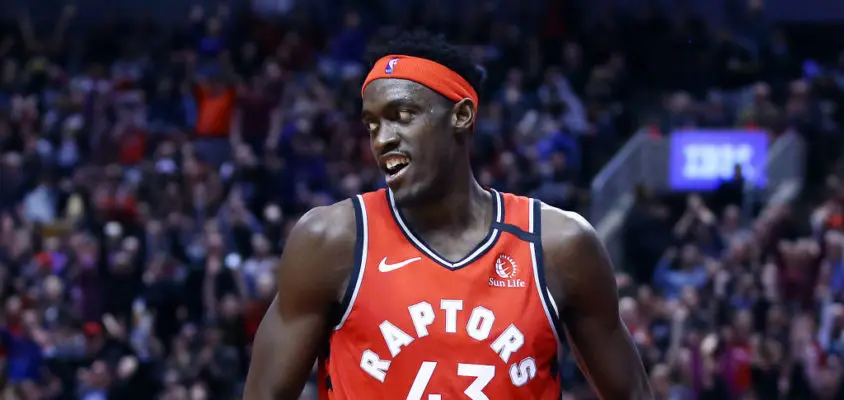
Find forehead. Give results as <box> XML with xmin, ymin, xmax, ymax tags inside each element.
<box><xmin>361</xmin><ymin>79</ymin><xmax>442</xmax><ymax>112</ymax></box>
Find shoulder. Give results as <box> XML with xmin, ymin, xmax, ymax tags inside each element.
<box><xmin>276</xmin><ymin>199</ymin><xmax>359</xmax><ymax>303</ymax></box>
<box><xmin>537</xmin><ymin>202</ymin><xmax>615</xmax><ymax>309</ymax></box>
<box><xmin>286</xmin><ymin>199</ymin><xmax>358</xmax><ymax>259</ymax></box>
<box><xmin>538</xmin><ymin>201</ymin><xmax>598</xmax><ymax>254</ymax></box>
<box><xmin>294</xmin><ymin>199</ymin><xmax>357</xmax><ymax>240</ymax></box>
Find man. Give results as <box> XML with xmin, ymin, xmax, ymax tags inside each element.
<box><xmin>193</xmin><ymin>67</ymin><xmax>238</xmax><ymax>165</ymax></box>
<box><xmin>244</xmin><ymin>31</ymin><xmax>652</xmax><ymax>400</ymax></box>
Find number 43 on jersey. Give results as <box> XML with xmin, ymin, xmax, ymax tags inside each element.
<box><xmin>408</xmin><ymin>359</ymin><xmax>537</xmax><ymax>400</ymax></box>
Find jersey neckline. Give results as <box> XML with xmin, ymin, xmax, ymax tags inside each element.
<box><xmin>385</xmin><ymin>188</ymin><xmax>504</xmax><ymax>270</ymax></box>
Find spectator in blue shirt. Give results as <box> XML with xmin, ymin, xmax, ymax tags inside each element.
<box><xmin>653</xmin><ymin>244</ymin><xmax>710</xmax><ymax>300</ymax></box>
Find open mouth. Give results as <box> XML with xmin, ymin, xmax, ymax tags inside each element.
<box><xmin>381</xmin><ymin>154</ymin><xmax>411</xmax><ymax>182</ymax></box>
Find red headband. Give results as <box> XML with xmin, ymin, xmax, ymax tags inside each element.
<box><xmin>361</xmin><ymin>55</ymin><xmax>479</xmax><ymax>110</ymax></box>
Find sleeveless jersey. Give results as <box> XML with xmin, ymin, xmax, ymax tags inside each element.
<box><xmin>319</xmin><ymin>189</ymin><xmax>561</xmax><ymax>400</ymax></box>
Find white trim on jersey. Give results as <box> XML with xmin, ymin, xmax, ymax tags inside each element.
<box><xmin>529</xmin><ymin>199</ymin><xmax>561</xmax><ymax>343</ymax></box>
<box><xmin>336</xmin><ymin>195</ymin><xmax>369</xmax><ymax>330</ymax></box>
<box><xmin>388</xmin><ymin>189</ymin><xmax>504</xmax><ymax>269</ymax></box>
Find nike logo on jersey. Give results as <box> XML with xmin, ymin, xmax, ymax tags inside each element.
<box><xmin>378</xmin><ymin>257</ymin><xmax>421</xmax><ymax>272</ymax></box>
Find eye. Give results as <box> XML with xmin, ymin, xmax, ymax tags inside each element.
<box><xmin>364</xmin><ymin>120</ymin><xmax>379</xmax><ymax>133</ymax></box>
<box><xmin>397</xmin><ymin>110</ymin><xmax>413</xmax><ymax>123</ymax></box>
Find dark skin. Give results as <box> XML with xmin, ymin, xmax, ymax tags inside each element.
<box><xmin>243</xmin><ymin>78</ymin><xmax>652</xmax><ymax>399</ymax></box>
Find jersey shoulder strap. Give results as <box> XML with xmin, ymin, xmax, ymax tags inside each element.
<box><xmin>492</xmin><ymin>192</ymin><xmax>540</xmax><ymax>241</ymax></box>
<box><xmin>334</xmin><ymin>189</ymin><xmax>392</xmax><ymax>329</ymax></box>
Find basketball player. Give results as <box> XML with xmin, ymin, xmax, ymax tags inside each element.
<box><xmin>244</xmin><ymin>32</ymin><xmax>652</xmax><ymax>400</ymax></box>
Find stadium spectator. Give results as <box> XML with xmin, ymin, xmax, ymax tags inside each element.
<box><xmin>1</xmin><ymin>0</ymin><xmax>844</xmax><ymax>399</ymax></box>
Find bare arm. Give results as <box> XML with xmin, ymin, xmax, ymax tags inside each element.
<box><xmin>265</xmin><ymin>106</ymin><xmax>285</xmax><ymax>150</ymax></box>
<box><xmin>16</xmin><ymin>10</ymin><xmax>39</xmax><ymax>52</ymax></box>
<box><xmin>50</xmin><ymin>5</ymin><xmax>76</xmax><ymax>51</ymax></box>
<box><xmin>542</xmin><ymin>206</ymin><xmax>652</xmax><ymax>400</ymax></box>
<box><xmin>244</xmin><ymin>201</ymin><xmax>356</xmax><ymax>399</ymax></box>
<box><xmin>672</xmin><ymin>209</ymin><xmax>695</xmax><ymax>238</ymax></box>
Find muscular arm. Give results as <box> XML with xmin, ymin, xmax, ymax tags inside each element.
<box><xmin>244</xmin><ymin>201</ymin><xmax>356</xmax><ymax>400</ymax></box>
<box><xmin>542</xmin><ymin>205</ymin><xmax>652</xmax><ymax>400</ymax></box>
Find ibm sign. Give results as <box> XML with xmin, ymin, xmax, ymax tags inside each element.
<box><xmin>669</xmin><ymin>130</ymin><xmax>769</xmax><ymax>191</ymax></box>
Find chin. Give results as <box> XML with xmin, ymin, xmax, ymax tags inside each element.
<box><xmin>390</xmin><ymin>183</ymin><xmax>433</xmax><ymax>208</ymax></box>
<box><xmin>388</xmin><ymin>167</ymin><xmax>450</xmax><ymax>207</ymax></box>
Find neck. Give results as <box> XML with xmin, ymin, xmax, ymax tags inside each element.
<box><xmin>397</xmin><ymin>172</ymin><xmax>490</xmax><ymax>235</ymax></box>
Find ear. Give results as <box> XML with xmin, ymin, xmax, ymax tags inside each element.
<box><xmin>450</xmin><ymin>98</ymin><xmax>475</xmax><ymax>132</ymax></box>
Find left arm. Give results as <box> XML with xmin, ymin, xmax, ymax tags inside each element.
<box><xmin>541</xmin><ymin>205</ymin><xmax>652</xmax><ymax>400</ymax></box>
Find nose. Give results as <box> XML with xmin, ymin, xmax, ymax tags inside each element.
<box><xmin>371</xmin><ymin>122</ymin><xmax>400</xmax><ymax>154</ymax></box>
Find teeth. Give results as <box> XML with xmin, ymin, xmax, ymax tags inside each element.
<box><xmin>385</xmin><ymin>157</ymin><xmax>409</xmax><ymax>173</ymax></box>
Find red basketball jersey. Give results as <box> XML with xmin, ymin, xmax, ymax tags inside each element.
<box><xmin>319</xmin><ymin>189</ymin><xmax>561</xmax><ymax>400</ymax></box>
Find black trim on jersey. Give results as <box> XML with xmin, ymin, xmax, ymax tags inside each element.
<box><xmin>336</xmin><ymin>196</ymin><xmax>365</xmax><ymax>320</ymax></box>
<box><xmin>386</xmin><ymin>189</ymin><xmax>503</xmax><ymax>271</ymax></box>
<box><xmin>532</xmin><ymin>198</ymin><xmax>563</xmax><ymax>383</ymax></box>
<box><xmin>550</xmin><ymin>356</ymin><xmax>559</xmax><ymax>381</ymax></box>
<box><xmin>490</xmin><ymin>221</ymin><xmax>539</xmax><ymax>243</ymax></box>
<box><xmin>532</xmin><ymin>198</ymin><xmax>562</xmax><ymax>343</ymax></box>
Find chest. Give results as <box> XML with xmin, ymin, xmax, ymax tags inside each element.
<box><xmin>347</xmin><ymin>236</ymin><xmax>551</xmax><ymax>349</ymax></box>
<box><xmin>330</xmin><ymin>246</ymin><xmax>561</xmax><ymax>398</ymax></box>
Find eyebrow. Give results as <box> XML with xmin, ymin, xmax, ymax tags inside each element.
<box><xmin>361</xmin><ymin>98</ymin><xmax>419</xmax><ymax>117</ymax></box>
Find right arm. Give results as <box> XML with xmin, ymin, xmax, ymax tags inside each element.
<box><xmin>244</xmin><ymin>201</ymin><xmax>356</xmax><ymax>399</ymax></box>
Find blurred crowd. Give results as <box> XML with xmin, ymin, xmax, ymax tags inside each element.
<box><xmin>1</xmin><ymin>0</ymin><xmax>844</xmax><ymax>399</ymax></box>
<box><xmin>611</xmin><ymin>178</ymin><xmax>844</xmax><ymax>400</ymax></box>
<box><xmin>610</xmin><ymin>1</ymin><xmax>844</xmax><ymax>398</ymax></box>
